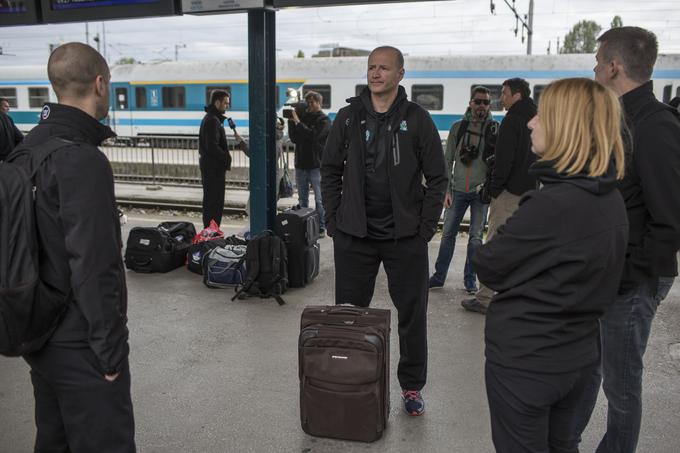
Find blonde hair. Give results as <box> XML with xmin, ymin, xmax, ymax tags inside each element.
<box><xmin>537</xmin><ymin>78</ymin><xmax>625</xmax><ymax>179</ymax></box>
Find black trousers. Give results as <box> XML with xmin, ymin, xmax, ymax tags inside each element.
<box><xmin>200</xmin><ymin>160</ymin><xmax>226</xmax><ymax>228</ymax></box>
<box><xmin>332</xmin><ymin>230</ymin><xmax>429</xmax><ymax>391</ymax></box>
<box><xmin>485</xmin><ymin>360</ymin><xmax>600</xmax><ymax>453</ymax></box>
<box><xmin>24</xmin><ymin>346</ymin><xmax>136</xmax><ymax>453</ymax></box>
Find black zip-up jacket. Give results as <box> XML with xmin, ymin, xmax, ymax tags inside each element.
<box><xmin>11</xmin><ymin>103</ymin><xmax>129</xmax><ymax>375</ymax></box>
<box><xmin>618</xmin><ymin>81</ymin><xmax>680</xmax><ymax>291</ymax></box>
<box><xmin>321</xmin><ymin>86</ymin><xmax>448</xmax><ymax>241</ymax></box>
<box><xmin>199</xmin><ymin>105</ymin><xmax>231</xmax><ymax>170</ymax></box>
<box><xmin>288</xmin><ymin>110</ymin><xmax>331</xmax><ymax>170</ymax></box>
<box><xmin>0</xmin><ymin>111</ymin><xmax>23</xmax><ymax>161</ymax></box>
<box><xmin>473</xmin><ymin>160</ymin><xmax>628</xmax><ymax>373</ymax></box>
<box><xmin>489</xmin><ymin>97</ymin><xmax>538</xmax><ymax>197</ymax></box>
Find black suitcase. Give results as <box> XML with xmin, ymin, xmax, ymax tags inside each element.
<box><xmin>125</xmin><ymin>222</ymin><xmax>195</xmax><ymax>273</ymax></box>
<box><xmin>275</xmin><ymin>207</ymin><xmax>320</xmax><ymax>288</ymax></box>
<box><xmin>299</xmin><ymin>305</ymin><xmax>390</xmax><ymax>443</ymax></box>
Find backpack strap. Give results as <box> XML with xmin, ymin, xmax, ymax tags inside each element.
<box><xmin>262</xmin><ymin>236</ymin><xmax>285</xmax><ymax>306</ymax></box>
<box><xmin>231</xmin><ymin>237</ymin><xmax>261</xmax><ymax>301</ymax></box>
<box><xmin>9</xmin><ymin>138</ymin><xmax>75</xmax><ymax>179</ymax></box>
<box><xmin>455</xmin><ymin>120</ymin><xmax>470</xmax><ymax>147</ymax></box>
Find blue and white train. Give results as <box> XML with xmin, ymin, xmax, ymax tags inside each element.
<box><xmin>2</xmin><ymin>54</ymin><xmax>679</xmax><ymax>139</ymax></box>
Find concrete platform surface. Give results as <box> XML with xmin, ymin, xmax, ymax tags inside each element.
<box><xmin>1</xmin><ymin>213</ymin><xmax>679</xmax><ymax>453</ymax></box>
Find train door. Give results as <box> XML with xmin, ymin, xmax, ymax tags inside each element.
<box><xmin>110</xmin><ymin>83</ymin><xmax>133</xmax><ymax>137</ymax></box>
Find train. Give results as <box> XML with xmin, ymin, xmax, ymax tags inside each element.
<box><xmin>2</xmin><ymin>54</ymin><xmax>679</xmax><ymax>139</ymax></box>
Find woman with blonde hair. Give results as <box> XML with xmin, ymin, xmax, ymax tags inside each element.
<box><xmin>472</xmin><ymin>78</ymin><xmax>629</xmax><ymax>453</ymax></box>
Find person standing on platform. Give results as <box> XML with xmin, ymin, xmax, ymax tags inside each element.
<box><xmin>591</xmin><ymin>26</ymin><xmax>680</xmax><ymax>453</ymax></box>
<box><xmin>428</xmin><ymin>86</ymin><xmax>498</xmax><ymax>294</ymax></box>
<box><xmin>13</xmin><ymin>42</ymin><xmax>136</xmax><ymax>452</ymax></box>
<box><xmin>462</xmin><ymin>77</ymin><xmax>537</xmax><ymax>314</ymax></box>
<box><xmin>199</xmin><ymin>90</ymin><xmax>232</xmax><ymax>228</ymax></box>
<box><xmin>322</xmin><ymin>46</ymin><xmax>447</xmax><ymax>416</ymax></box>
<box><xmin>0</xmin><ymin>97</ymin><xmax>23</xmax><ymax>161</ymax></box>
<box><xmin>289</xmin><ymin>91</ymin><xmax>331</xmax><ymax>236</ymax></box>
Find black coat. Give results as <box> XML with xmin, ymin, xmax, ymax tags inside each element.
<box><xmin>0</xmin><ymin>111</ymin><xmax>23</xmax><ymax>161</ymax></box>
<box><xmin>199</xmin><ymin>105</ymin><xmax>231</xmax><ymax>170</ymax></box>
<box><xmin>489</xmin><ymin>97</ymin><xmax>538</xmax><ymax>197</ymax></box>
<box><xmin>473</xmin><ymin>160</ymin><xmax>628</xmax><ymax>373</ymax></box>
<box><xmin>618</xmin><ymin>81</ymin><xmax>680</xmax><ymax>291</ymax></box>
<box><xmin>288</xmin><ymin>110</ymin><xmax>331</xmax><ymax>170</ymax></box>
<box><xmin>12</xmin><ymin>103</ymin><xmax>129</xmax><ymax>374</ymax></box>
<box><xmin>321</xmin><ymin>86</ymin><xmax>448</xmax><ymax>241</ymax></box>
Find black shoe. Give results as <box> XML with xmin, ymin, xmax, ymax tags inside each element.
<box><xmin>319</xmin><ymin>229</ymin><xmax>326</xmax><ymax>238</ymax></box>
<box><xmin>461</xmin><ymin>298</ymin><xmax>487</xmax><ymax>314</ymax></box>
<box><xmin>428</xmin><ymin>276</ymin><xmax>444</xmax><ymax>289</ymax></box>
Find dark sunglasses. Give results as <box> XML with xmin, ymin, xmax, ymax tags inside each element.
<box><xmin>472</xmin><ymin>99</ymin><xmax>491</xmax><ymax>106</ymax></box>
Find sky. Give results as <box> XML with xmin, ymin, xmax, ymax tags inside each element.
<box><xmin>0</xmin><ymin>0</ymin><xmax>679</xmax><ymax>65</ymax></box>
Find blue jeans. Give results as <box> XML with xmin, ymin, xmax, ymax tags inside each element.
<box><xmin>592</xmin><ymin>277</ymin><xmax>675</xmax><ymax>453</ymax></box>
<box><xmin>296</xmin><ymin>168</ymin><xmax>325</xmax><ymax>229</ymax></box>
<box><xmin>431</xmin><ymin>191</ymin><xmax>488</xmax><ymax>288</ymax></box>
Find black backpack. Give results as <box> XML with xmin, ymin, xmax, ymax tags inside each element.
<box><xmin>0</xmin><ymin>138</ymin><xmax>74</xmax><ymax>356</ymax></box>
<box><xmin>232</xmin><ymin>231</ymin><xmax>288</xmax><ymax>306</ymax></box>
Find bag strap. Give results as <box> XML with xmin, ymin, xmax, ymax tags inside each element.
<box><xmin>231</xmin><ymin>235</ymin><xmax>263</xmax><ymax>301</ymax></box>
<box><xmin>455</xmin><ymin>120</ymin><xmax>470</xmax><ymax>148</ymax></box>
<box><xmin>9</xmin><ymin>138</ymin><xmax>75</xmax><ymax>180</ymax></box>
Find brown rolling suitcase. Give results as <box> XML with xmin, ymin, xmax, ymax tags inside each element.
<box><xmin>299</xmin><ymin>305</ymin><xmax>390</xmax><ymax>442</ymax></box>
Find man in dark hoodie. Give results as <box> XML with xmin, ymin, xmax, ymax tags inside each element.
<box><xmin>0</xmin><ymin>98</ymin><xmax>23</xmax><ymax>161</ymax></box>
<box><xmin>462</xmin><ymin>77</ymin><xmax>537</xmax><ymax>314</ymax></box>
<box><xmin>322</xmin><ymin>46</ymin><xmax>447</xmax><ymax>416</ymax></box>
<box><xmin>591</xmin><ymin>26</ymin><xmax>680</xmax><ymax>453</ymax></box>
<box><xmin>12</xmin><ymin>42</ymin><xmax>135</xmax><ymax>452</ymax></box>
<box><xmin>199</xmin><ymin>90</ymin><xmax>232</xmax><ymax>228</ymax></box>
<box><xmin>289</xmin><ymin>90</ymin><xmax>331</xmax><ymax>235</ymax></box>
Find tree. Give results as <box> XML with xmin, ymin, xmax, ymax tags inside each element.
<box><xmin>295</xmin><ymin>50</ymin><xmax>305</xmax><ymax>58</ymax></box>
<box><xmin>611</xmin><ymin>15</ymin><xmax>623</xmax><ymax>29</ymax></box>
<box><xmin>115</xmin><ymin>57</ymin><xmax>138</xmax><ymax>65</ymax></box>
<box><xmin>560</xmin><ymin>20</ymin><xmax>602</xmax><ymax>54</ymax></box>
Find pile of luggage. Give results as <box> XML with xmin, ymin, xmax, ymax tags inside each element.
<box><xmin>123</xmin><ymin>207</ymin><xmax>321</xmax><ymax>304</ymax></box>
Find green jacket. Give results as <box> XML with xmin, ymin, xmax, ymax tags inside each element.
<box><xmin>445</xmin><ymin>110</ymin><xmax>497</xmax><ymax>195</ymax></box>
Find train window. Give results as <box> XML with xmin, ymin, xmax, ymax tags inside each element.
<box><xmin>677</xmin><ymin>87</ymin><xmax>680</xmax><ymax>98</ymax></box>
<box><xmin>28</xmin><ymin>87</ymin><xmax>49</xmax><ymax>108</ymax></box>
<box><xmin>0</xmin><ymin>88</ymin><xmax>18</xmax><ymax>108</ymax></box>
<box><xmin>302</xmin><ymin>85</ymin><xmax>331</xmax><ymax>109</ymax></box>
<box><xmin>356</xmin><ymin>84</ymin><xmax>367</xmax><ymax>96</ymax></box>
<box><xmin>471</xmin><ymin>85</ymin><xmax>503</xmax><ymax>111</ymax></box>
<box><xmin>412</xmin><ymin>85</ymin><xmax>444</xmax><ymax>111</ymax></box>
<box><xmin>115</xmin><ymin>88</ymin><xmax>128</xmax><ymax>110</ymax></box>
<box><xmin>663</xmin><ymin>85</ymin><xmax>672</xmax><ymax>103</ymax></box>
<box><xmin>533</xmin><ymin>84</ymin><xmax>547</xmax><ymax>104</ymax></box>
<box><xmin>162</xmin><ymin>86</ymin><xmax>186</xmax><ymax>109</ymax></box>
<box><xmin>205</xmin><ymin>86</ymin><xmax>232</xmax><ymax>106</ymax></box>
<box><xmin>135</xmin><ymin>87</ymin><xmax>147</xmax><ymax>109</ymax></box>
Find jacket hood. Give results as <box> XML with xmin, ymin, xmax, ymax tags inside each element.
<box><xmin>530</xmin><ymin>157</ymin><xmax>619</xmax><ymax>195</ymax></box>
<box><xmin>39</xmin><ymin>103</ymin><xmax>115</xmax><ymax>145</ymax></box>
<box><xmin>508</xmin><ymin>97</ymin><xmax>537</xmax><ymax>119</ymax></box>
<box><xmin>204</xmin><ymin>104</ymin><xmax>226</xmax><ymax>122</ymax></box>
<box><xmin>349</xmin><ymin>85</ymin><xmax>408</xmax><ymax>119</ymax></box>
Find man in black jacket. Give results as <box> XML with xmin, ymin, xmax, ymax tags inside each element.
<box><xmin>0</xmin><ymin>98</ymin><xmax>23</xmax><ymax>161</ymax></box>
<box><xmin>13</xmin><ymin>43</ymin><xmax>135</xmax><ymax>452</ymax></box>
<box><xmin>288</xmin><ymin>91</ymin><xmax>331</xmax><ymax>235</ymax></box>
<box><xmin>591</xmin><ymin>26</ymin><xmax>680</xmax><ymax>453</ymax></box>
<box><xmin>322</xmin><ymin>46</ymin><xmax>447</xmax><ymax>416</ymax></box>
<box><xmin>199</xmin><ymin>90</ymin><xmax>232</xmax><ymax>228</ymax></box>
<box><xmin>462</xmin><ymin>77</ymin><xmax>537</xmax><ymax>314</ymax></box>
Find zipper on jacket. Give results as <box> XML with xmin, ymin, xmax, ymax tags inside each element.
<box><xmin>392</xmin><ymin>132</ymin><xmax>401</xmax><ymax>166</ymax></box>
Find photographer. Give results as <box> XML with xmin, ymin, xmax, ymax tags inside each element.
<box><xmin>429</xmin><ymin>86</ymin><xmax>498</xmax><ymax>294</ymax></box>
<box><xmin>288</xmin><ymin>91</ymin><xmax>331</xmax><ymax>236</ymax></box>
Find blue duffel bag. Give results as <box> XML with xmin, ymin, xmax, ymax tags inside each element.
<box><xmin>202</xmin><ymin>245</ymin><xmax>248</xmax><ymax>289</ymax></box>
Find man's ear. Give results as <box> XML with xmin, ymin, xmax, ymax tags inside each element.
<box><xmin>398</xmin><ymin>68</ymin><xmax>405</xmax><ymax>81</ymax></box>
<box><xmin>94</xmin><ymin>74</ymin><xmax>108</xmax><ymax>97</ymax></box>
<box><xmin>609</xmin><ymin>59</ymin><xmax>622</xmax><ymax>79</ymax></box>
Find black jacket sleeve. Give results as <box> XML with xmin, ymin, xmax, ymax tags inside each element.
<box><xmin>291</xmin><ymin>114</ymin><xmax>332</xmax><ymax>159</ymax></box>
<box><xmin>11</xmin><ymin>118</ymin><xmax>23</xmax><ymax>147</ymax></box>
<box><xmin>56</xmin><ymin>146</ymin><xmax>129</xmax><ymax>374</ymax></box>
<box><xmin>472</xmin><ymin>193</ymin><xmax>559</xmax><ymax>291</ymax></box>
<box><xmin>321</xmin><ymin>111</ymin><xmax>347</xmax><ymax>236</ymax></box>
<box><xmin>417</xmin><ymin>110</ymin><xmax>448</xmax><ymax>241</ymax></box>
<box><xmin>204</xmin><ymin>116</ymin><xmax>228</xmax><ymax>164</ymax></box>
<box><xmin>635</xmin><ymin>115</ymin><xmax>680</xmax><ymax>277</ymax></box>
<box><xmin>490</xmin><ymin>115</ymin><xmax>519</xmax><ymax>198</ymax></box>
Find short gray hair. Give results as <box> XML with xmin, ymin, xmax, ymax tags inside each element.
<box><xmin>304</xmin><ymin>90</ymin><xmax>322</xmax><ymax>104</ymax></box>
<box><xmin>597</xmin><ymin>26</ymin><xmax>658</xmax><ymax>83</ymax></box>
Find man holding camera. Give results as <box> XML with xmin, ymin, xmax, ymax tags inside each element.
<box><xmin>462</xmin><ymin>78</ymin><xmax>537</xmax><ymax>314</ymax></box>
<box><xmin>429</xmin><ymin>86</ymin><xmax>498</xmax><ymax>294</ymax></box>
<box><xmin>199</xmin><ymin>90</ymin><xmax>232</xmax><ymax>228</ymax></box>
<box><xmin>288</xmin><ymin>91</ymin><xmax>331</xmax><ymax>236</ymax></box>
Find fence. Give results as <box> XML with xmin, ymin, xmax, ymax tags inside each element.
<box><xmin>101</xmin><ymin>135</ymin><xmax>296</xmax><ymax>189</ymax></box>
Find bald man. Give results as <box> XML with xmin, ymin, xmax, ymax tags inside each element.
<box><xmin>12</xmin><ymin>43</ymin><xmax>135</xmax><ymax>452</ymax></box>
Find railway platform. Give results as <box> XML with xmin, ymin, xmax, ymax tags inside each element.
<box><xmin>1</xmin><ymin>213</ymin><xmax>679</xmax><ymax>452</ymax></box>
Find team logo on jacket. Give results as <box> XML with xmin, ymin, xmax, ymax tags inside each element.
<box><xmin>365</xmin><ymin>130</ymin><xmax>371</xmax><ymax>142</ymax></box>
<box><xmin>41</xmin><ymin>105</ymin><xmax>50</xmax><ymax>120</ymax></box>
<box><xmin>400</xmin><ymin>120</ymin><xmax>408</xmax><ymax>132</ymax></box>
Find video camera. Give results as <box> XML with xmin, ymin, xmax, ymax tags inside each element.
<box><xmin>282</xmin><ymin>101</ymin><xmax>307</xmax><ymax>120</ymax></box>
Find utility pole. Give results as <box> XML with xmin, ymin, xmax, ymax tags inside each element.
<box><xmin>85</xmin><ymin>23</ymin><xmax>89</xmax><ymax>46</ymax></box>
<box><xmin>93</xmin><ymin>33</ymin><xmax>100</xmax><ymax>53</ymax></box>
<box><xmin>489</xmin><ymin>0</ymin><xmax>533</xmax><ymax>54</ymax></box>
<box><xmin>102</xmin><ymin>22</ymin><xmax>107</xmax><ymax>61</ymax></box>
<box><xmin>526</xmin><ymin>0</ymin><xmax>534</xmax><ymax>55</ymax></box>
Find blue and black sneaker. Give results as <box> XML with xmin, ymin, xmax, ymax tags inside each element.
<box><xmin>402</xmin><ymin>389</ymin><xmax>425</xmax><ymax>416</ymax></box>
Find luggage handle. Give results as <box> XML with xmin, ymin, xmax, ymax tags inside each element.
<box><xmin>131</xmin><ymin>257</ymin><xmax>152</xmax><ymax>266</ymax></box>
<box><xmin>322</xmin><ymin>307</ymin><xmax>370</xmax><ymax>316</ymax></box>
